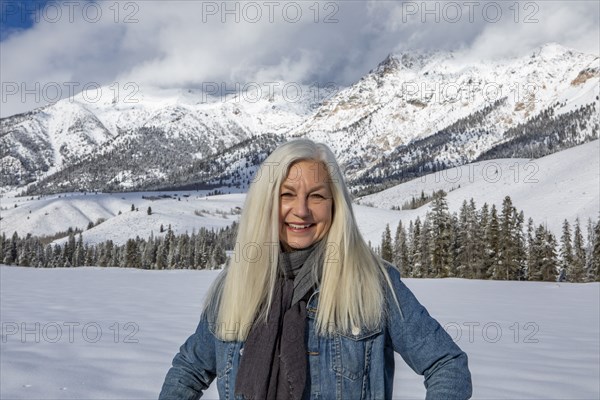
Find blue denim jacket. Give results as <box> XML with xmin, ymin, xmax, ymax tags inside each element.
<box><xmin>159</xmin><ymin>267</ymin><xmax>472</xmax><ymax>399</ymax></box>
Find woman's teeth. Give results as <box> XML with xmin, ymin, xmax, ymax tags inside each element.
<box><xmin>288</xmin><ymin>223</ymin><xmax>312</xmax><ymax>229</ymax></box>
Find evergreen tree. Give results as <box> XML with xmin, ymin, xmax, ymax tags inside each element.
<box><xmin>147</xmin><ymin>206</ymin><xmax>152</xmax><ymax>215</ymax></box>
<box><xmin>84</xmin><ymin>244</ymin><xmax>95</xmax><ymax>266</ymax></box>
<box><xmin>559</xmin><ymin>219</ymin><xmax>573</xmax><ymax>281</ymax></box>
<box><xmin>124</xmin><ymin>238</ymin><xmax>141</xmax><ymax>268</ymax></box>
<box><xmin>142</xmin><ymin>233</ymin><xmax>156</xmax><ymax>269</ymax></box>
<box><xmin>448</xmin><ymin>212</ymin><xmax>459</xmax><ymax>278</ymax></box>
<box><xmin>0</xmin><ymin>233</ymin><xmax>6</xmax><ymax>264</ymax></box>
<box><xmin>156</xmin><ymin>239</ymin><xmax>168</xmax><ymax>270</ymax></box>
<box><xmin>455</xmin><ymin>201</ymin><xmax>469</xmax><ymax>278</ymax></box>
<box><xmin>410</xmin><ymin>218</ymin><xmax>423</xmax><ymax>278</ymax></box>
<box><xmin>393</xmin><ymin>221</ymin><xmax>410</xmax><ymax>275</ymax></box>
<box><xmin>484</xmin><ymin>204</ymin><xmax>500</xmax><ymax>279</ymax></box>
<box><xmin>166</xmin><ymin>225</ymin><xmax>177</xmax><ymax>269</ymax></box>
<box><xmin>430</xmin><ymin>191</ymin><xmax>452</xmax><ymax>278</ymax></box>
<box><xmin>570</xmin><ymin>218</ymin><xmax>586</xmax><ymax>282</ymax></box>
<box><xmin>589</xmin><ymin>217</ymin><xmax>600</xmax><ymax>282</ymax></box>
<box><xmin>543</xmin><ymin>231</ymin><xmax>559</xmax><ymax>281</ymax></box>
<box><xmin>210</xmin><ymin>243</ymin><xmax>227</xmax><ymax>268</ymax></box>
<box><xmin>99</xmin><ymin>241</ymin><xmax>113</xmax><ymax>267</ymax></box>
<box><xmin>66</xmin><ymin>229</ymin><xmax>76</xmax><ymax>265</ymax></box>
<box><xmin>530</xmin><ymin>225</ymin><xmax>559</xmax><ymax>281</ymax></box>
<box><xmin>36</xmin><ymin>240</ymin><xmax>47</xmax><ymax>268</ymax></box>
<box><xmin>4</xmin><ymin>232</ymin><xmax>18</xmax><ymax>264</ymax></box>
<box><xmin>525</xmin><ymin>217</ymin><xmax>535</xmax><ymax>280</ymax></box>
<box><xmin>47</xmin><ymin>243</ymin><xmax>59</xmax><ymax>267</ymax></box>
<box><xmin>513</xmin><ymin>210</ymin><xmax>528</xmax><ymax>280</ymax></box>
<box><xmin>194</xmin><ymin>237</ymin><xmax>208</xmax><ymax>269</ymax></box>
<box><xmin>73</xmin><ymin>234</ymin><xmax>84</xmax><ymax>267</ymax></box>
<box><xmin>44</xmin><ymin>244</ymin><xmax>53</xmax><ymax>268</ymax></box>
<box><xmin>419</xmin><ymin>216</ymin><xmax>432</xmax><ymax>277</ymax></box>
<box><xmin>529</xmin><ymin>224</ymin><xmax>546</xmax><ymax>281</ymax></box>
<box><xmin>187</xmin><ymin>232</ymin><xmax>196</xmax><ymax>269</ymax></box>
<box><xmin>177</xmin><ymin>233</ymin><xmax>191</xmax><ymax>268</ymax></box>
<box><xmin>109</xmin><ymin>245</ymin><xmax>120</xmax><ymax>267</ymax></box>
<box><xmin>470</xmin><ymin>199</ymin><xmax>487</xmax><ymax>279</ymax></box>
<box><xmin>456</xmin><ymin>200</ymin><xmax>480</xmax><ymax>278</ymax></box>
<box><xmin>497</xmin><ymin>196</ymin><xmax>519</xmax><ymax>280</ymax></box>
<box><xmin>27</xmin><ymin>240</ymin><xmax>38</xmax><ymax>268</ymax></box>
<box><xmin>380</xmin><ymin>224</ymin><xmax>393</xmax><ymax>263</ymax></box>
<box><xmin>17</xmin><ymin>240</ymin><xmax>30</xmax><ymax>267</ymax></box>
<box><xmin>584</xmin><ymin>218</ymin><xmax>597</xmax><ymax>282</ymax></box>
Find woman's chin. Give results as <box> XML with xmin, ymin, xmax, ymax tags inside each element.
<box><xmin>281</xmin><ymin>238</ymin><xmax>316</xmax><ymax>251</ymax></box>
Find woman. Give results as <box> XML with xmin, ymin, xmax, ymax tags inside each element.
<box><xmin>159</xmin><ymin>139</ymin><xmax>472</xmax><ymax>399</ymax></box>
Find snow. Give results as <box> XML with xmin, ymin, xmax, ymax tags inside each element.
<box><xmin>1</xmin><ymin>266</ymin><xmax>598</xmax><ymax>399</ymax></box>
<box><xmin>358</xmin><ymin>140</ymin><xmax>600</xmax><ymax>244</ymax></box>
<box><xmin>1</xmin><ymin>191</ymin><xmax>245</xmax><ymax>245</ymax></box>
<box><xmin>294</xmin><ymin>44</ymin><xmax>599</xmax><ymax>169</ymax></box>
<box><xmin>0</xmin><ymin>138</ymin><xmax>598</xmax><ymax>399</ymax></box>
<box><xmin>3</xmin><ymin>44</ymin><xmax>597</xmax><ymax>195</ymax></box>
<box><xmin>1</xmin><ymin>140</ymin><xmax>598</xmax><ymax>247</ymax></box>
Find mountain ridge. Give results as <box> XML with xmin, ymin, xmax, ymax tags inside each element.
<box><xmin>1</xmin><ymin>43</ymin><xmax>598</xmax><ymax>195</ymax></box>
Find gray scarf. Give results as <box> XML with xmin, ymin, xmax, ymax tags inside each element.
<box><xmin>234</xmin><ymin>242</ymin><xmax>322</xmax><ymax>400</ymax></box>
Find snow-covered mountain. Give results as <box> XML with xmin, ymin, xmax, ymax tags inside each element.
<box><xmin>1</xmin><ymin>85</ymin><xmax>322</xmax><ymax>190</ymax></box>
<box><xmin>1</xmin><ymin>43</ymin><xmax>598</xmax><ymax>194</ymax></box>
<box><xmin>297</xmin><ymin>44</ymin><xmax>598</xmax><ymax>149</ymax></box>
<box><xmin>295</xmin><ymin>43</ymin><xmax>598</xmax><ymax>187</ymax></box>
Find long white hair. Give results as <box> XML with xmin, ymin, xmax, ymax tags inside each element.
<box><xmin>205</xmin><ymin>139</ymin><xmax>395</xmax><ymax>341</ymax></box>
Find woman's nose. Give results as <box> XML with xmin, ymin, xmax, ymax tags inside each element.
<box><xmin>292</xmin><ymin>196</ymin><xmax>310</xmax><ymax>217</ymax></box>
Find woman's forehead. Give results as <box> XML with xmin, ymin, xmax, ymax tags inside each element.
<box><xmin>284</xmin><ymin>160</ymin><xmax>330</xmax><ymax>184</ymax></box>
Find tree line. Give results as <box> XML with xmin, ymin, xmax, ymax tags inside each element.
<box><xmin>0</xmin><ymin>222</ymin><xmax>237</xmax><ymax>270</ymax></box>
<box><xmin>378</xmin><ymin>192</ymin><xmax>600</xmax><ymax>282</ymax></box>
<box><xmin>3</xmin><ymin>192</ymin><xmax>599</xmax><ymax>283</ymax></box>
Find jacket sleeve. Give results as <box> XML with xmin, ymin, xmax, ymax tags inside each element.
<box><xmin>385</xmin><ymin>266</ymin><xmax>473</xmax><ymax>400</ymax></box>
<box><xmin>159</xmin><ymin>314</ymin><xmax>217</xmax><ymax>400</ymax></box>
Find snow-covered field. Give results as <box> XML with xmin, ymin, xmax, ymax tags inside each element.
<box><xmin>1</xmin><ymin>266</ymin><xmax>598</xmax><ymax>399</ymax></box>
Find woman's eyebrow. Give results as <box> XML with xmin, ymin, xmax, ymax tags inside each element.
<box><xmin>281</xmin><ymin>183</ymin><xmax>328</xmax><ymax>192</ymax></box>
<box><xmin>308</xmin><ymin>185</ymin><xmax>328</xmax><ymax>192</ymax></box>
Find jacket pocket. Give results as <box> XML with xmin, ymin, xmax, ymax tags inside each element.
<box><xmin>331</xmin><ymin>327</ymin><xmax>381</xmax><ymax>381</ymax></box>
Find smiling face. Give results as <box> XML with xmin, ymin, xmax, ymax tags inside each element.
<box><xmin>279</xmin><ymin>160</ymin><xmax>334</xmax><ymax>251</ymax></box>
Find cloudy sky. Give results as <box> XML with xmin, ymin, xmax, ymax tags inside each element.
<box><xmin>1</xmin><ymin>0</ymin><xmax>598</xmax><ymax>117</ymax></box>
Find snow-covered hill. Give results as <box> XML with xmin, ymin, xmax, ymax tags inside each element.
<box><xmin>1</xmin><ymin>140</ymin><xmax>597</xmax><ymax>247</ymax></box>
<box><xmin>0</xmin><ymin>190</ymin><xmax>245</xmax><ymax>245</ymax></box>
<box><xmin>357</xmin><ymin>139</ymin><xmax>600</xmax><ymax>242</ymax></box>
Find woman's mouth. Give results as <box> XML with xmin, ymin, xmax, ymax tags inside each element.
<box><xmin>286</xmin><ymin>223</ymin><xmax>314</xmax><ymax>232</ymax></box>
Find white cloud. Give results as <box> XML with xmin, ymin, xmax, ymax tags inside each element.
<box><xmin>1</xmin><ymin>0</ymin><xmax>598</xmax><ymax>117</ymax></box>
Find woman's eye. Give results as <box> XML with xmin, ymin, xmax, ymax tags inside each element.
<box><xmin>310</xmin><ymin>194</ymin><xmax>325</xmax><ymax>199</ymax></box>
<box><xmin>281</xmin><ymin>193</ymin><xmax>294</xmax><ymax>197</ymax></box>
